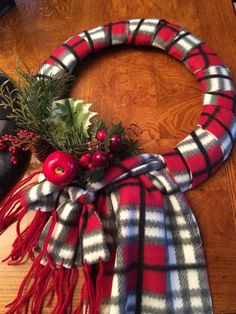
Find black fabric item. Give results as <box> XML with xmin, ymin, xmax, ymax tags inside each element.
<box><xmin>0</xmin><ymin>71</ymin><xmax>30</xmax><ymax>200</ymax></box>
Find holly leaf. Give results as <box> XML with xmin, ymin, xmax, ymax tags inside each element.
<box><xmin>49</xmin><ymin>98</ymin><xmax>97</xmax><ymax>139</ymax></box>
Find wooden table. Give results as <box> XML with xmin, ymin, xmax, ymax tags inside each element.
<box><xmin>0</xmin><ymin>0</ymin><xmax>236</xmax><ymax>313</ymax></box>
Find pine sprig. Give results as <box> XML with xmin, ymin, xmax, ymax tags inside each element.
<box><xmin>0</xmin><ymin>62</ymin><xmax>73</xmax><ymax>138</ymax></box>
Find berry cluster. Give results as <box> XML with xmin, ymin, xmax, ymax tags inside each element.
<box><xmin>78</xmin><ymin>131</ymin><xmax>122</xmax><ymax>170</ymax></box>
<box><xmin>0</xmin><ymin>130</ymin><xmax>35</xmax><ymax>164</ymax></box>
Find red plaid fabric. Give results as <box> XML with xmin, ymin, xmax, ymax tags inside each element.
<box><xmin>38</xmin><ymin>19</ymin><xmax>236</xmax><ymax>313</ymax></box>
<box><xmin>1</xmin><ymin>19</ymin><xmax>235</xmax><ymax>314</ymax></box>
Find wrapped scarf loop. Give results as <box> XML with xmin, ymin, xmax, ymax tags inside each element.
<box><xmin>0</xmin><ymin>18</ymin><xmax>236</xmax><ymax>314</ymax></box>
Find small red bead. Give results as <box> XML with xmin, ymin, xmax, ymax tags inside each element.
<box><xmin>87</xmin><ymin>162</ymin><xmax>95</xmax><ymax>170</ymax></box>
<box><xmin>10</xmin><ymin>156</ymin><xmax>18</xmax><ymax>165</ymax></box>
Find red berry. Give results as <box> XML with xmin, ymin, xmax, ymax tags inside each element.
<box><xmin>110</xmin><ymin>134</ymin><xmax>121</xmax><ymax>142</ymax></box>
<box><xmin>10</xmin><ymin>156</ymin><xmax>18</xmax><ymax>165</ymax></box>
<box><xmin>92</xmin><ymin>151</ymin><xmax>108</xmax><ymax>167</ymax></box>
<box><xmin>85</xmin><ymin>152</ymin><xmax>93</xmax><ymax>160</ymax></box>
<box><xmin>96</xmin><ymin>130</ymin><xmax>107</xmax><ymax>141</ymax></box>
<box><xmin>87</xmin><ymin>162</ymin><xmax>95</xmax><ymax>170</ymax></box>
<box><xmin>109</xmin><ymin>141</ymin><xmax>122</xmax><ymax>153</ymax></box>
<box><xmin>9</xmin><ymin>146</ymin><xmax>17</xmax><ymax>154</ymax></box>
<box><xmin>79</xmin><ymin>154</ymin><xmax>91</xmax><ymax>167</ymax></box>
<box><xmin>106</xmin><ymin>152</ymin><xmax>114</xmax><ymax>162</ymax></box>
<box><xmin>43</xmin><ymin>151</ymin><xmax>78</xmax><ymax>187</ymax></box>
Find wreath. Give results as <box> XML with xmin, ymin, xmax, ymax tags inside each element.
<box><xmin>0</xmin><ymin>18</ymin><xmax>235</xmax><ymax>314</ymax></box>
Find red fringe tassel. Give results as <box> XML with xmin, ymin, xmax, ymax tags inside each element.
<box><xmin>1</xmin><ymin>173</ymin><xmax>105</xmax><ymax>313</ymax></box>
<box><xmin>0</xmin><ymin>170</ymin><xmax>41</xmax><ymax>234</ymax></box>
<box><xmin>2</xmin><ymin>210</ymin><xmax>51</xmax><ymax>264</ymax></box>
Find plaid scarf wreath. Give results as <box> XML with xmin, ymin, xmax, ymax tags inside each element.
<box><xmin>0</xmin><ymin>18</ymin><xmax>235</xmax><ymax>314</ymax></box>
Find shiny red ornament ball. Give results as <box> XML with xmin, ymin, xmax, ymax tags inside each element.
<box><xmin>92</xmin><ymin>150</ymin><xmax>108</xmax><ymax>167</ymax></box>
<box><xmin>109</xmin><ymin>134</ymin><xmax>122</xmax><ymax>152</ymax></box>
<box><xmin>96</xmin><ymin>130</ymin><xmax>107</xmax><ymax>141</ymax></box>
<box><xmin>43</xmin><ymin>151</ymin><xmax>78</xmax><ymax>186</ymax></box>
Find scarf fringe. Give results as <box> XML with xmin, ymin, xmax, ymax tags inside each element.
<box><xmin>5</xmin><ymin>258</ymin><xmax>79</xmax><ymax>314</ymax></box>
<box><xmin>82</xmin><ymin>259</ymin><xmax>104</xmax><ymax>314</ymax></box>
<box><xmin>0</xmin><ymin>171</ymin><xmax>41</xmax><ymax>234</ymax></box>
<box><xmin>3</xmin><ymin>210</ymin><xmax>51</xmax><ymax>264</ymax></box>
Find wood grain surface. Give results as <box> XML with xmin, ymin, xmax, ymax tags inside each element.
<box><xmin>0</xmin><ymin>0</ymin><xmax>236</xmax><ymax>313</ymax></box>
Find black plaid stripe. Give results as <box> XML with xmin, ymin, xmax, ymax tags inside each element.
<box><xmin>183</xmin><ymin>44</ymin><xmax>217</xmax><ymax>70</ymax></box>
<box><xmin>49</xmin><ymin>55</ymin><xmax>69</xmax><ymax>72</ymax></box>
<box><xmin>151</xmin><ymin>19</ymin><xmax>180</xmax><ymax>50</ymax></box>
<box><xmin>197</xmin><ymin>66</ymin><xmax>234</xmax><ymax>92</ymax></box>
<box><xmin>135</xmin><ymin>177</ymin><xmax>146</xmax><ymax>314</ymax></box>
<box><xmin>166</xmin><ymin>29</ymin><xmax>203</xmax><ymax>61</ymax></box>
<box><xmin>204</xmin><ymin>91</ymin><xmax>236</xmax><ymax>112</ymax></box>
<box><xmin>131</xmin><ymin>18</ymin><xmax>145</xmax><ymax>45</ymax></box>
<box><xmin>201</xmin><ymin>107</ymin><xmax>234</xmax><ymax>145</ymax></box>
<box><xmin>84</xmin><ymin>30</ymin><xmax>94</xmax><ymax>52</ymax></box>
<box><xmin>63</xmin><ymin>43</ymin><xmax>81</xmax><ymax>62</ymax></box>
<box><xmin>190</xmin><ymin>130</ymin><xmax>212</xmax><ymax>177</ymax></box>
<box><xmin>152</xmin><ymin>19</ymin><xmax>179</xmax><ymax>41</ymax></box>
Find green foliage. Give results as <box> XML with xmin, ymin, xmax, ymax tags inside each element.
<box><xmin>0</xmin><ymin>62</ymin><xmax>72</xmax><ymax>138</ymax></box>
<box><xmin>108</xmin><ymin>122</ymin><xmax>125</xmax><ymax>135</ymax></box>
<box><xmin>89</xmin><ymin>119</ymin><xmax>106</xmax><ymax>137</ymax></box>
<box><xmin>47</xmin><ymin>98</ymin><xmax>97</xmax><ymax>149</ymax></box>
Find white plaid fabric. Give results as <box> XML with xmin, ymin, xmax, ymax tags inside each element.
<box><xmin>100</xmin><ymin>167</ymin><xmax>213</xmax><ymax>313</ymax></box>
<box><xmin>200</xmin><ymin>66</ymin><xmax>235</xmax><ymax>92</ymax></box>
<box><xmin>80</xmin><ymin>26</ymin><xmax>108</xmax><ymax>48</ymax></box>
<box><xmin>171</xmin><ymin>29</ymin><xmax>202</xmax><ymax>59</ymax></box>
<box><xmin>177</xmin><ymin>125</ymin><xmax>220</xmax><ymax>159</ymax></box>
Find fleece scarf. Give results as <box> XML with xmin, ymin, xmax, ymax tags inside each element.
<box><xmin>0</xmin><ymin>19</ymin><xmax>236</xmax><ymax>314</ymax></box>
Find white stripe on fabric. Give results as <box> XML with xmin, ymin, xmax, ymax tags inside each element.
<box><xmin>179</xmin><ymin>229</ymin><xmax>191</xmax><ymax>239</ymax></box>
<box><xmin>145</xmin><ymin>226</ymin><xmax>165</xmax><ymax>238</ymax></box>
<box><xmin>84</xmin><ymin>249</ymin><xmax>107</xmax><ymax>263</ymax></box>
<box><xmin>183</xmin><ymin>244</ymin><xmax>196</xmax><ymax>263</ymax></box>
<box><xmin>178</xmin><ymin>141</ymin><xmax>199</xmax><ymax>154</ymax></box>
<box><xmin>187</xmin><ymin>270</ymin><xmax>200</xmax><ymax>289</ymax></box>
<box><xmin>111</xmin><ymin>269</ymin><xmax>119</xmax><ymax>298</ymax></box>
<box><xmin>173</xmin><ymin>297</ymin><xmax>184</xmax><ymax>309</ymax></box>
<box><xmin>110</xmin><ymin>193</ymin><xmax>119</xmax><ymax>214</ymax></box>
<box><xmin>142</xmin><ymin>294</ymin><xmax>166</xmax><ymax>310</ymax></box>
<box><xmin>38</xmin><ymin>63</ymin><xmax>64</xmax><ymax>76</ymax></box>
<box><xmin>51</xmin><ymin>222</ymin><xmax>63</xmax><ymax>239</ymax></box>
<box><xmin>60</xmin><ymin>52</ymin><xmax>77</xmax><ymax>68</ymax></box>
<box><xmin>120</xmin><ymin>208</ymin><xmax>164</xmax><ymax>223</ymax></box>
<box><xmin>169</xmin><ymin>195</ymin><xmax>182</xmax><ymax>212</ymax></box>
<box><xmin>83</xmin><ymin>232</ymin><xmax>104</xmax><ymax>248</ymax></box>
<box><xmin>88</xmin><ymin>26</ymin><xmax>106</xmax><ymax>41</ymax></box>
<box><xmin>121</xmin><ymin>226</ymin><xmax>138</xmax><ymax>238</ymax></box>
<box><xmin>140</xmin><ymin>19</ymin><xmax>160</xmax><ymax>33</ymax></box>
<box><xmin>129</xmin><ymin>19</ymin><xmax>142</xmax><ymax>32</ymax></box>
<box><xmin>168</xmin><ymin>245</ymin><xmax>177</xmax><ymax>264</ymax></box>
<box><xmin>191</xmin><ymin>297</ymin><xmax>203</xmax><ymax>308</ymax></box>
<box><xmin>175</xmin><ymin>31</ymin><xmax>201</xmax><ymax>53</ymax></box>
<box><xmin>169</xmin><ymin>270</ymin><xmax>181</xmax><ymax>291</ymax></box>
<box><xmin>58</xmin><ymin>248</ymin><xmax>74</xmax><ymax>259</ymax></box>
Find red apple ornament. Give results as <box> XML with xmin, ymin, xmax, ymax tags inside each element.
<box><xmin>43</xmin><ymin>151</ymin><xmax>78</xmax><ymax>186</ymax></box>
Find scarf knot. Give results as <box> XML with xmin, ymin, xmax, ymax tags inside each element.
<box><xmin>23</xmin><ymin>154</ymin><xmax>165</xmax><ymax>268</ymax></box>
